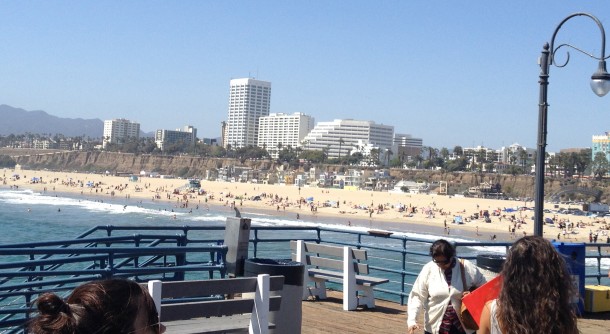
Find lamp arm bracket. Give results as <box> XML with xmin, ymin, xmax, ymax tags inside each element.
<box><xmin>551</xmin><ymin>43</ymin><xmax>605</xmax><ymax>68</ymax></box>
<box><xmin>549</xmin><ymin>12</ymin><xmax>607</xmax><ymax>66</ymax></box>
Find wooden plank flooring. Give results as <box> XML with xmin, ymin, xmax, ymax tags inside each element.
<box><xmin>301</xmin><ymin>290</ymin><xmax>610</xmax><ymax>334</ymax></box>
<box><xmin>159</xmin><ymin>289</ymin><xmax>610</xmax><ymax>333</ymax></box>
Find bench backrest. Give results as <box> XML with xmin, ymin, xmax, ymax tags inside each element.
<box><xmin>290</xmin><ymin>240</ymin><xmax>370</xmax><ymax>275</ymax></box>
<box><xmin>145</xmin><ymin>275</ymin><xmax>284</xmax><ymax>322</ymax></box>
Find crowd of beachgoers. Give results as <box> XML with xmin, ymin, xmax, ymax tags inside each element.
<box><xmin>2</xmin><ymin>168</ymin><xmax>610</xmax><ymax>243</ymax></box>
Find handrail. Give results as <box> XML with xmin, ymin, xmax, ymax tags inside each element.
<box><xmin>0</xmin><ymin>225</ymin><xmax>607</xmax><ymax>333</ymax></box>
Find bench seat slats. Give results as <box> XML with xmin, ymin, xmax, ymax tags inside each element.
<box><xmin>160</xmin><ymin>276</ymin><xmax>284</xmax><ymax>298</ymax></box>
<box><xmin>308</xmin><ymin>268</ymin><xmax>389</xmax><ymax>286</ymax></box>
<box><xmin>160</xmin><ymin>296</ymin><xmax>282</xmax><ymax>322</ymax></box>
<box><xmin>304</xmin><ymin>255</ymin><xmax>370</xmax><ymax>274</ymax></box>
<box><xmin>164</xmin><ymin>315</ymin><xmax>276</xmax><ymax>334</ymax></box>
<box><xmin>290</xmin><ymin>240</ymin><xmax>367</xmax><ymax>260</ymax></box>
<box><xmin>147</xmin><ymin>274</ymin><xmax>284</xmax><ymax>333</ymax></box>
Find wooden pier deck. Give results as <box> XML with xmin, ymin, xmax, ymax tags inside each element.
<box><xmin>301</xmin><ymin>291</ymin><xmax>610</xmax><ymax>334</ymax></box>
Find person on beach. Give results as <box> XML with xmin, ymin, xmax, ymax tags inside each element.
<box><xmin>29</xmin><ymin>278</ymin><xmax>165</xmax><ymax>334</ymax></box>
<box><xmin>478</xmin><ymin>236</ymin><xmax>578</xmax><ymax>334</ymax></box>
<box><xmin>407</xmin><ymin>239</ymin><xmax>486</xmax><ymax>334</ymax></box>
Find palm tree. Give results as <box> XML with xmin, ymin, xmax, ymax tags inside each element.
<box><xmin>370</xmin><ymin>148</ymin><xmax>380</xmax><ymax>166</ymax></box>
<box><xmin>338</xmin><ymin>137</ymin><xmax>345</xmax><ymax>162</ymax></box>
<box><xmin>518</xmin><ymin>148</ymin><xmax>528</xmax><ymax>173</ymax></box>
<box><xmin>386</xmin><ymin>148</ymin><xmax>393</xmax><ymax>166</ymax></box>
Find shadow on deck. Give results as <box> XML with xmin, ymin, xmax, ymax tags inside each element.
<box><xmin>301</xmin><ymin>290</ymin><xmax>610</xmax><ymax>334</ymax></box>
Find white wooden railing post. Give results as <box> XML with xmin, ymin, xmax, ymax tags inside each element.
<box><xmin>296</xmin><ymin>240</ymin><xmax>310</xmax><ymax>300</ymax></box>
<box><xmin>148</xmin><ymin>280</ymin><xmax>162</xmax><ymax>321</ymax></box>
<box><xmin>343</xmin><ymin>246</ymin><xmax>357</xmax><ymax>310</ymax></box>
<box><xmin>249</xmin><ymin>274</ymin><xmax>270</xmax><ymax>334</ymax></box>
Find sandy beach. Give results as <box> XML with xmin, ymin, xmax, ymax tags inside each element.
<box><xmin>2</xmin><ymin>168</ymin><xmax>609</xmax><ymax>243</ymax></box>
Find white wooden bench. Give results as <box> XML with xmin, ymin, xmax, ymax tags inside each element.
<box><xmin>146</xmin><ymin>274</ymin><xmax>284</xmax><ymax>334</ymax></box>
<box><xmin>290</xmin><ymin>240</ymin><xmax>389</xmax><ymax>311</ymax></box>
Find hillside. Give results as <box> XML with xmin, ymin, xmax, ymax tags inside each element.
<box><xmin>0</xmin><ymin>105</ymin><xmax>156</xmax><ymax>138</ymax></box>
<box><xmin>0</xmin><ymin>105</ymin><xmax>104</xmax><ymax>138</ymax></box>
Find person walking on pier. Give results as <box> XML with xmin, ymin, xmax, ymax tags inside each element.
<box><xmin>407</xmin><ymin>239</ymin><xmax>486</xmax><ymax>334</ymax></box>
<box><xmin>478</xmin><ymin>236</ymin><xmax>578</xmax><ymax>334</ymax></box>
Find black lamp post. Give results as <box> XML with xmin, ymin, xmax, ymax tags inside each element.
<box><xmin>534</xmin><ymin>13</ymin><xmax>610</xmax><ymax>236</ymax></box>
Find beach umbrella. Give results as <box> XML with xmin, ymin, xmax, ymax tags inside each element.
<box><xmin>306</xmin><ymin>197</ymin><xmax>314</xmax><ymax>202</ymax></box>
<box><xmin>545</xmin><ymin>217</ymin><xmax>554</xmax><ymax>224</ymax></box>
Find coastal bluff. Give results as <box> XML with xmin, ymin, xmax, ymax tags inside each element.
<box><xmin>3</xmin><ymin>149</ymin><xmax>608</xmax><ymax>202</ymax></box>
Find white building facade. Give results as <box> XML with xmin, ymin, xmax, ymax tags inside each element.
<box><xmin>102</xmin><ymin>119</ymin><xmax>140</xmax><ymax>148</ymax></box>
<box><xmin>302</xmin><ymin>119</ymin><xmax>394</xmax><ymax>159</ymax></box>
<box><xmin>155</xmin><ymin>125</ymin><xmax>197</xmax><ymax>151</ymax></box>
<box><xmin>224</xmin><ymin>78</ymin><xmax>271</xmax><ymax>149</ymax></box>
<box><xmin>258</xmin><ymin>113</ymin><xmax>315</xmax><ymax>157</ymax></box>
<box><xmin>592</xmin><ymin>132</ymin><xmax>610</xmax><ymax>162</ymax></box>
<box><xmin>393</xmin><ymin>133</ymin><xmax>423</xmax><ymax>163</ymax></box>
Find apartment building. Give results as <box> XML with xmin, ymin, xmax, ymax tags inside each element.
<box><xmin>258</xmin><ymin>113</ymin><xmax>315</xmax><ymax>157</ymax></box>
<box><xmin>102</xmin><ymin>119</ymin><xmax>140</xmax><ymax>148</ymax></box>
<box><xmin>592</xmin><ymin>132</ymin><xmax>610</xmax><ymax>161</ymax></box>
<box><xmin>393</xmin><ymin>133</ymin><xmax>423</xmax><ymax>162</ymax></box>
<box><xmin>302</xmin><ymin>119</ymin><xmax>394</xmax><ymax>159</ymax></box>
<box><xmin>155</xmin><ymin>125</ymin><xmax>197</xmax><ymax>151</ymax></box>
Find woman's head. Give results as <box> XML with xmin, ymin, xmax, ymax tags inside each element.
<box><xmin>29</xmin><ymin>278</ymin><xmax>162</xmax><ymax>334</ymax></box>
<box><xmin>497</xmin><ymin>236</ymin><xmax>578</xmax><ymax>334</ymax></box>
<box><xmin>429</xmin><ymin>239</ymin><xmax>455</xmax><ymax>269</ymax></box>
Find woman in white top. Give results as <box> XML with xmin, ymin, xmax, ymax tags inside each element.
<box><xmin>478</xmin><ymin>236</ymin><xmax>578</xmax><ymax>334</ymax></box>
<box><xmin>407</xmin><ymin>239</ymin><xmax>486</xmax><ymax>334</ymax></box>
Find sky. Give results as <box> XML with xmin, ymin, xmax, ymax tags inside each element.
<box><xmin>1</xmin><ymin>1</ymin><xmax>610</xmax><ymax>152</ymax></box>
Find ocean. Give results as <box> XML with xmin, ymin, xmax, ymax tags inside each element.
<box><xmin>0</xmin><ymin>187</ymin><xmax>607</xmax><ymax>287</ymax></box>
<box><xmin>0</xmin><ymin>187</ymin><xmax>482</xmax><ymax>245</ymax></box>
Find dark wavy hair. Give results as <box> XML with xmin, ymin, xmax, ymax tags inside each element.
<box><xmin>29</xmin><ymin>278</ymin><xmax>159</xmax><ymax>334</ymax></box>
<box><xmin>429</xmin><ymin>239</ymin><xmax>456</xmax><ymax>259</ymax></box>
<box><xmin>497</xmin><ymin>236</ymin><xmax>578</xmax><ymax>334</ymax></box>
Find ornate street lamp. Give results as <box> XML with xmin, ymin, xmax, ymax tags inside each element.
<box><xmin>534</xmin><ymin>13</ymin><xmax>610</xmax><ymax>236</ymax></box>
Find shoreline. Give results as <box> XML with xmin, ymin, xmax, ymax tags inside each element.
<box><xmin>2</xmin><ymin>168</ymin><xmax>608</xmax><ymax>243</ymax></box>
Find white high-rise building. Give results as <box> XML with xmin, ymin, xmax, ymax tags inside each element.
<box><xmin>102</xmin><ymin>118</ymin><xmax>140</xmax><ymax>148</ymax></box>
<box><xmin>225</xmin><ymin>78</ymin><xmax>271</xmax><ymax>148</ymax></box>
<box><xmin>258</xmin><ymin>113</ymin><xmax>315</xmax><ymax>158</ymax></box>
<box><xmin>302</xmin><ymin>119</ymin><xmax>394</xmax><ymax>159</ymax></box>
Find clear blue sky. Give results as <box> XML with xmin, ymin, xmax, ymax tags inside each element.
<box><xmin>1</xmin><ymin>1</ymin><xmax>610</xmax><ymax>152</ymax></box>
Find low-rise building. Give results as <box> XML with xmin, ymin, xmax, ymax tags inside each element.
<box><xmin>155</xmin><ymin>125</ymin><xmax>197</xmax><ymax>151</ymax></box>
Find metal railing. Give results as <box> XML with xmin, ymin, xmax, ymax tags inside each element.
<box><xmin>0</xmin><ymin>224</ymin><xmax>608</xmax><ymax>333</ymax></box>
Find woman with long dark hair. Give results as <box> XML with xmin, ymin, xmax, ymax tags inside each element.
<box><xmin>479</xmin><ymin>236</ymin><xmax>578</xmax><ymax>334</ymax></box>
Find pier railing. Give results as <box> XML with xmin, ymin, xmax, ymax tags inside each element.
<box><xmin>0</xmin><ymin>231</ymin><xmax>227</xmax><ymax>333</ymax></box>
<box><xmin>0</xmin><ymin>224</ymin><xmax>608</xmax><ymax>333</ymax></box>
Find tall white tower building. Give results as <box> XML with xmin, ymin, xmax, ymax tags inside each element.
<box><xmin>102</xmin><ymin>118</ymin><xmax>140</xmax><ymax>148</ymax></box>
<box><xmin>225</xmin><ymin>78</ymin><xmax>271</xmax><ymax>148</ymax></box>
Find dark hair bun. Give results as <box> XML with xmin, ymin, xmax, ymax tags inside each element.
<box><xmin>36</xmin><ymin>293</ymin><xmax>71</xmax><ymax>316</ymax></box>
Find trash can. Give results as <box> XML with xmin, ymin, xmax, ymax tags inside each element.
<box><xmin>244</xmin><ymin>258</ymin><xmax>304</xmax><ymax>334</ymax></box>
<box><xmin>476</xmin><ymin>254</ymin><xmax>505</xmax><ymax>280</ymax></box>
<box><xmin>552</xmin><ymin>242</ymin><xmax>585</xmax><ymax>315</ymax></box>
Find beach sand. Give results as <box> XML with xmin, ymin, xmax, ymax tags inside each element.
<box><xmin>2</xmin><ymin>168</ymin><xmax>608</xmax><ymax>243</ymax></box>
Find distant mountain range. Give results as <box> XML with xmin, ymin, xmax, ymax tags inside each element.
<box><xmin>0</xmin><ymin>105</ymin><xmax>152</xmax><ymax>138</ymax></box>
